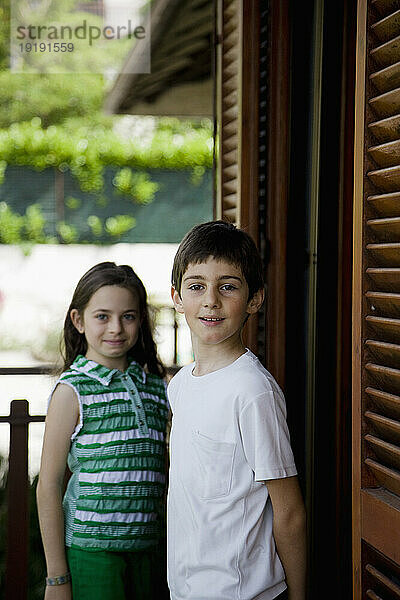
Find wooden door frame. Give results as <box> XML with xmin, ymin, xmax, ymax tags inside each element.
<box><xmin>264</xmin><ymin>0</ymin><xmax>290</xmax><ymax>388</ymax></box>
<box><xmin>243</xmin><ymin>0</ymin><xmax>290</xmax><ymax>385</ymax></box>
<box><xmin>240</xmin><ymin>0</ymin><xmax>262</xmax><ymax>355</ymax></box>
<box><xmin>352</xmin><ymin>0</ymin><xmax>366</xmax><ymax>597</ymax></box>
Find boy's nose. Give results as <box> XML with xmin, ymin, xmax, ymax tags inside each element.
<box><xmin>203</xmin><ymin>288</ymin><xmax>220</xmax><ymax>308</ymax></box>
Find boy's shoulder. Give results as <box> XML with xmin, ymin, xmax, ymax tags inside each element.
<box><xmin>167</xmin><ymin>362</ymin><xmax>192</xmax><ymax>392</ymax></box>
<box><xmin>233</xmin><ymin>350</ymin><xmax>283</xmax><ymax>399</ymax></box>
<box><xmin>168</xmin><ymin>351</ymin><xmax>283</xmax><ymax>401</ymax></box>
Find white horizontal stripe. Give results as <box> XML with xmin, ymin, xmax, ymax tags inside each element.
<box><xmin>75</xmin><ymin>510</ymin><xmax>157</xmax><ymax>523</ymax></box>
<box><xmin>81</xmin><ymin>391</ymin><xmax>130</xmax><ymax>406</ymax></box>
<box><xmin>81</xmin><ymin>391</ymin><xmax>165</xmax><ymax>408</ymax></box>
<box><xmin>140</xmin><ymin>392</ymin><xmax>163</xmax><ymax>402</ymax></box>
<box><xmin>77</xmin><ymin>428</ymin><xmax>164</xmax><ymax>446</ymax></box>
<box><xmin>76</xmin><ymin>442</ymin><xmax>163</xmax><ymax>458</ymax></box>
<box><xmin>79</xmin><ymin>470</ymin><xmax>165</xmax><ymax>484</ymax></box>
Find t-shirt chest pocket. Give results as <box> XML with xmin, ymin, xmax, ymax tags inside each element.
<box><xmin>191</xmin><ymin>431</ymin><xmax>236</xmax><ymax>500</ymax></box>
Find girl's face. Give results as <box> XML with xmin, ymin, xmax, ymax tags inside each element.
<box><xmin>70</xmin><ymin>285</ymin><xmax>141</xmax><ymax>371</ymax></box>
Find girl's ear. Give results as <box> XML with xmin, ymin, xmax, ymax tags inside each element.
<box><xmin>70</xmin><ymin>308</ymin><xmax>85</xmax><ymax>333</ymax></box>
<box><xmin>171</xmin><ymin>286</ymin><xmax>185</xmax><ymax>314</ymax></box>
<box><xmin>246</xmin><ymin>288</ymin><xmax>265</xmax><ymax>315</ymax></box>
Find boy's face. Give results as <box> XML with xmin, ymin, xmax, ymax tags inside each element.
<box><xmin>172</xmin><ymin>257</ymin><xmax>263</xmax><ymax>351</ymax></box>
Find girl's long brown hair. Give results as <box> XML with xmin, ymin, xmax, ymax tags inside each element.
<box><xmin>61</xmin><ymin>262</ymin><xmax>165</xmax><ymax>377</ymax></box>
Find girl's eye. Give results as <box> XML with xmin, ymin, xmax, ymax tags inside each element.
<box><xmin>96</xmin><ymin>314</ymin><xmax>108</xmax><ymax>320</ymax></box>
<box><xmin>124</xmin><ymin>314</ymin><xmax>136</xmax><ymax>321</ymax></box>
<box><xmin>188</xmin><ymin>284</ymin><xmax>204</xmax><ymax>291</ymax></box>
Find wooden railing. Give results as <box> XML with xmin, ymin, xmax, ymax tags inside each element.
<box><xmin>0</xmin><ymin>365</ymin><xmax>51</xmax><ymax>600</ymax></box>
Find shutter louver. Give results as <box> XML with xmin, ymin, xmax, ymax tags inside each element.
<box><xmin>354</xmin><ymin>0</ymin><xmax>400</xmax><ymax>596</ymax></box>
<box><xmin>365</xmin><ymin>0</ymin><xmax>400</xmax><ymax>499</ymax></box>
<box><xmin>217</xmin><ymin>0</ymin><xmax>241</xmax><ymax>224</ymax></box>
<box><xmin>363</xmin><ymin>542</ymin><xmax>400</xmax><ymax>599</ymax></box>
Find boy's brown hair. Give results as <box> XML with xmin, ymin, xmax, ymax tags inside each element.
<box><xmin>172</xmin><ymin>220</ymin><xmax>264</xmax><ymax>300</ymax></box>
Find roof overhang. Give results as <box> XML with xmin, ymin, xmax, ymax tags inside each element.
<box><xmin>105</xmin><ymin>0</ymin><xmax>213</xmax><ymax>117</ymax></box>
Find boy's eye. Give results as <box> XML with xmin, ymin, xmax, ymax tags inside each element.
<box><xmin>221</xmin><ymin>284</ymin><xmax>236</xmax><ymax>291</ymax></box>
<box><xmin>188</xmin><ymin>284</ymin><xmax>204</xmax><ymax>291</ymax></box>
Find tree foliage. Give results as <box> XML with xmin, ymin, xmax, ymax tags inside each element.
<box><xmin>0</xmin><ymin>118</ymin><xmax>213</xmax><ymax>193</ymax></box>
<box><xmin>0</xmin><ymin>0</ymin><xmax>9</xmax><ymax>70</ymax></box>
<box><xmin>0</xmin><ymin>73</ymin><xmax>105</xmax><ymax>129</ymax></box>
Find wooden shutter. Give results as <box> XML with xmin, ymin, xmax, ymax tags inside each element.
<box><xmin>215</xmin><ymin>0</ymin><xmax>260</xmax><ymax>354</ymax></box>
<box><xmin>353</xmin><ymin>0</ymin><xmax>400</xmax><ymax>597</ymax></box>
<box><xmin>216</xmin><ymin>0</ymin><xmax>240</xmax><ymax>223</ymax></box>
<box><xmin>215</xmin><ymin>0</ymin><xmax>259</xmax><ymax>232</ymax></box>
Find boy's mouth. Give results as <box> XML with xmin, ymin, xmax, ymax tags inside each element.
<box><xmin>199</xmin><ymin>317</ymin><xmax>224</xmax><ymax>322</ymax></box>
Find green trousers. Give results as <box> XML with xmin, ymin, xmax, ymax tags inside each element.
<box><xmin>67</xmin><ymin>547</ymin><xmax>161</xmax><ymax>600</ymax></box>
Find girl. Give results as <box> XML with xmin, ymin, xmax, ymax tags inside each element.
<box><xmin>37</xmin><ymin>262</ymin><xmax>169</xmax><ymax>600</ymax></box>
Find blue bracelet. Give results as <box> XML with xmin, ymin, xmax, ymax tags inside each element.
<box><xmin>46</xmin><ymin>573</ymin><xmax>71</xmax><ymax>586</ymax></box>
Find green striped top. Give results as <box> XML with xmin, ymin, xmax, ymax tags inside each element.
<box><xmin>54</xmin><ymin>355</ymin><xmax>168</xmax><ymax>552</ymax></box>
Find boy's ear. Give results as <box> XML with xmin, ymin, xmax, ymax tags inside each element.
<box><xmin>70</xmin><ymin>308</ymin><xmax>85</xmax><ymax>333</ymax></box>
<box><xmin>246</xmin><ymin>288</ymin><xmax>265</xmax><ymax>314</ymax></box>
<box><xmin>171</xmin><ymin>286</ymin><xmax>185</xmax><ymax>314</ymax></box>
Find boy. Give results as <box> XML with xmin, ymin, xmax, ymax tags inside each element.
<box><xmin>167</xmin><ymin>220</ymin><xmax>306</xmax><ymax>600</ymax></box>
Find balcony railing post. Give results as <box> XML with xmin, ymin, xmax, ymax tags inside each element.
<box><xmin>5</xmin><ymin>399</ymin><xmax>29</xmax><ymax>600</ymax></box>
<box><xmin>173</xmin><ymin>309</ymin><xmax>178</xmax><ymax>366</ymax></box>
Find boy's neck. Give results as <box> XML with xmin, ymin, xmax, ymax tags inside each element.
<box><xmin>191</xmin><ymin>336</ymin><xmax>247</xmax><ymax>377</ymax></box>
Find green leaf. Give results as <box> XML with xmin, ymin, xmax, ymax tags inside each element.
<box><xmin>87</xmin><ymin>215</ymin><xmax>102</xmax><ymax>237</ymax></box>
<box><xmin>112</xmin><ymin>169</ymin><xmax>159</xmax><ymax>203</ymax></box>
<box><xmin>57</xmin><ymin>221</ymin><xmax>78</xmax><ymax>243</ymax></box>
<box><xmin>65</xmin><ymin>196</ymin><xmax>81</xmax><ymax>210</ymax></box>
<box><xmin>0</xmin><ymin>202</ymin><xmax>24</xmax><ymax>243</ymax></box>
<box><xmin>24</xmin><ymin>204</ymin><xmax>46</xmax><ymax>242</ymax></box>
<box><xmin>105</xmin><ymin>215</ymin><xmax>136</xmax><ymax>238</ymax></box>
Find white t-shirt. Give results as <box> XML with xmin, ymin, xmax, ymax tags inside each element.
<box><xmin>167</xmin><ymin>349</ymin><xmax>297</xmax><ymax>600</ymax></box>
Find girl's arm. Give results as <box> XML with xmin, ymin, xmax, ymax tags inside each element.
<box><xmin>265</xmin><ymin>475</ymin><xmax>307</xmax><ymax>600</ymax></box>
<box><xmin>36</xmin><ymin>383</ymin><xmax>79</xmax><ymax>599</ymax></box>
